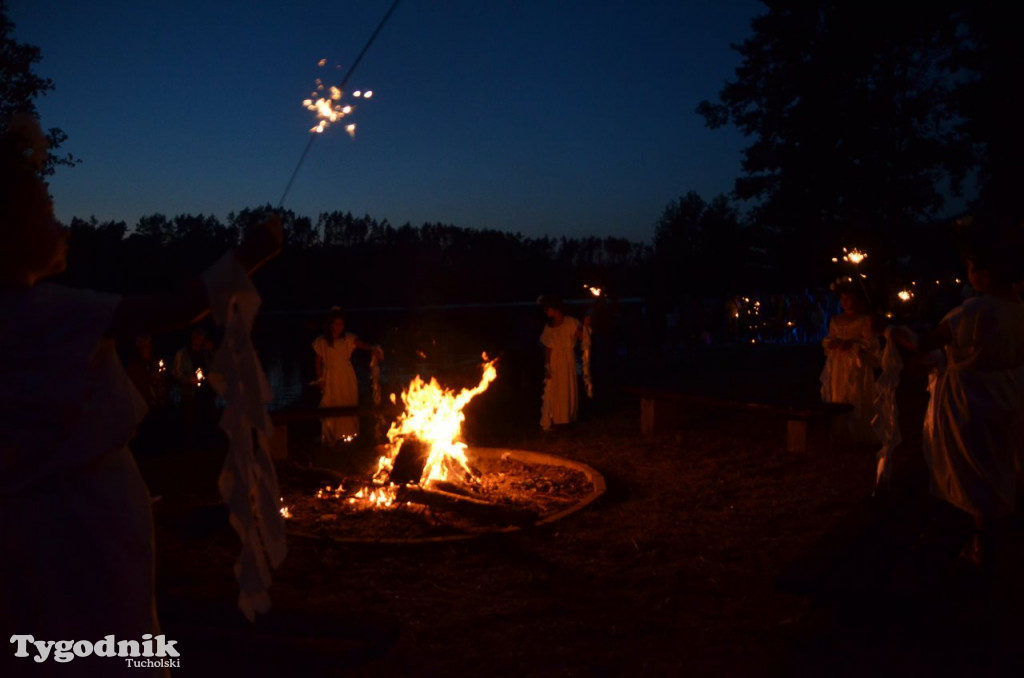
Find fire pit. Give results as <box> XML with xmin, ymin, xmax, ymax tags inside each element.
<box><xmin>279</xmin><ymin>447</ymin><xmax>605</xmax><ymax>544</ymax></box>
<box><xmin>277</xmin><ymin>355</ymin><xmax>605</xmax><ymax>543</ymax></box>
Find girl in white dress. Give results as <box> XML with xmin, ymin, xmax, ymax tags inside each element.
<box><xmin>0</xmin><ymin>115</ymin><xmax>282</xmax><ymax>676</ymax></box>
<box><xmin>539</xmin><ymin>296</ymin><xmax>583</xmax><ymax>431</ymax></box>
<box><xmin>820</xmin><ymin>282</ymin><xmax>881</xmax><ymax>444</ymax></box>
<box><xmin>895</xmin><ymin>222</ymin><xmax>1024</xmax><ymax>573</ymax></box>
<box><xmin>313</xmin><ymin>308</ymin><xmax>383</xmax><ymax>444</ymax></box>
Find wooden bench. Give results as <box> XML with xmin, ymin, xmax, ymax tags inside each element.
<box><xmin>267</xmin><ymin>404</ymin><xmax>398</xmax><ymax>460</ymax></box>
<box><xmin>623</xmin><ymin>387</ymin><xmax>854</xmax><ymax>453</ymax></box>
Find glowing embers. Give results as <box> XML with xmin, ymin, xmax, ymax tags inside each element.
<box><xmin>280</xmin><ymin>447</ymin><xmax>604</xmax><ymax>542</ymax></box>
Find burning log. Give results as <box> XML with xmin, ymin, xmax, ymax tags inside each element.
<box><xmin>388</xmin><ymin>439</ymin><xmax>430</xmax><ymax>486</ymax></box>
<box><xmin>396</xmin><ymin>485</ymin><xmax>538</xmax><ymax>527</ymax></box>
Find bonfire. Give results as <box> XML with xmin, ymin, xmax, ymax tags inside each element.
<box><xmin>278</xmin><ymin>356</ymin><xmax>604</xmax><ymax>541</ymax></box>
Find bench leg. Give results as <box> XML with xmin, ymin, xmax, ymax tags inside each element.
<box><xmin>269</xmin><ymin>423</ymin><xmax>289</xmax><ymax>461</ymax></box>
<box><xmin>787</xmin><ymin>419</ymin><xmax>808</xmax><ymax>453</ymax></box>
<box><xmin>640</xmin><ymin>398</ymin><xmax>656</xmax><ymax>435</ymax></box>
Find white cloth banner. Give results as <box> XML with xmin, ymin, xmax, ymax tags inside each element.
<box><xmin>871</xmin><ymin>326</ymin><xmax>904</xmax><ymax>490</ymax></box>
<box><xmin>203</xmin><ymin>253</ymin><xmax>287</xmax><ymax>621</ymax></box>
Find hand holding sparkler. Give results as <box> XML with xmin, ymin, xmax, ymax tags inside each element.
<box><xmin>234</xmin><ymin>213</ymin><xmax>284</xmax><ymax>274</ymax></box>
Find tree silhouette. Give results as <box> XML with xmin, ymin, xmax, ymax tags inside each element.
<box><xmin>0</xmin><ymin>0</ymin><xmax>76</xmax><ymax>173</ymax></box>
<box><xmin>697</xmin><ymin>2</ymin><xmax>973</xmax><ymax>285</ymax></box>
<box><xmin>950</xmin><ymin>5</ymin><xmax>1024</xmax><ymax>224</ymax></box>
<box><xmin>51</xmin><ymin>208</ymin><xmax>653</xmax><ymax>311</ymax></box>
<box><xmin>653</xmin><ymin>191</ymin><xmax>749</xmax><ymax>300</ymax></box>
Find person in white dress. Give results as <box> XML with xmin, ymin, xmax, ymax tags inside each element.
<box><xmin>313</xmin><ymin>307</ymin><xmax>383</xmax><ymax>444</ymax></box>
<box><xmin>539</xmin><ymin>295</ymin><xmax>583</xmax><ymax>431</ymax></box>
<box><xmin>0</xmin><ymin>115</ymin><xmax>282</xmax><ymax>676</ymax></box>
<box><xmin>894</xmin><ymin>221</ymin><xmax>1024</xmax><ymax>573</ymax></box>
<box><xmin>820</xmin><ymin>281</ymin><xmax>881</xmax><ymax>445</ymax></box>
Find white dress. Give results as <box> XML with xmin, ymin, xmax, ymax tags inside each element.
<box><xmin>313</xmin><ymin>333</ymin><xmax>360</xmax><ymax>440</ymax></box>
<box><xmin>0</xmin><ymin>284</ymin><xmax>162</xmax><ymax>677</ymax></box>
<box><xmin>820</xmin><ymin>313</ymin><xmax>881</xmax><ymax>444</ymax></box>
<box><xmin>540</xmin><ymin>316</ymin><xmax>581</xmax><ymax>429</ymax></box>
<box><xmin>924</xmin><ymin>295</ymin><xmax>1024</xmax><ymax>518</ymax></box>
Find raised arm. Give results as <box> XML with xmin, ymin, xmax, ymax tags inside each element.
<box><xmin>891</xmin><ymin>321</ymin><xmax>953</xmax><ymax>354</ymax></box>
<box><xmin>354</xmin><ymin>337</ymin><xmax>384</xmax><ymax>359</ymax></box>
<box><xmin>105</xmin><ymin>216</ymin><xmax>283</xmax><ymax>339</ymax></box>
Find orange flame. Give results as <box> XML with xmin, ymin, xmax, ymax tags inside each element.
<box><xmin>374</xmin><ymin>356</ymin><xmax>497</xmax><ymax>487</ymax></box>
<box><xmin>317</xmin><ymin>356</ymin><xmax>497</xmax><ymax>510</ymax></box>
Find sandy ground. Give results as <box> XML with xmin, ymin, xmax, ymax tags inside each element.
<box><xmin>140</xmin><ymin>344</ymin><xmax>1024</xmax><ymax>677</ymax></box>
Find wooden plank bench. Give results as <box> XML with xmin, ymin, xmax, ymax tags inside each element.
<box><xmin>623</xmin><ymin>387</ymin><xmax>854</xmax><ymax>453</ymax></box>
<box><xmin>267</xmin><ymin>404</ymin><xmax>399</xmax><ymax>460</ymax></box>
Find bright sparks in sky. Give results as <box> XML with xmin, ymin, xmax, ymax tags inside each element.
<box><xmin>303</xmin><ymin>60</ymin><xmax>374</xmax><ymax>135</ymax></box>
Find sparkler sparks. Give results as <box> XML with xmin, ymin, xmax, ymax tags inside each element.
<box><xmin>278</xmin><ymin>0</ymin><xmax>402</xmax><ymax>207</ymax></box>
<box><xmin>303</xmin><ymin>61</ymin><xmax>375</xmax><ymax>135</ymax></box>
<box><xmin>837</xmin><ymin>247</ymin><xmax>868</xmax><ymax>265</ymax></box>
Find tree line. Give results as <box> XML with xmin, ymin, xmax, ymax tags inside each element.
<box><xmin>55</xmin><ymin>209</ymin><xmax>653</xmax><ymax>310</ymax></box>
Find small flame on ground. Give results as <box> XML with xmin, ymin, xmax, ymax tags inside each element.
<box><xmin>195</xmin><ymin>367</ymin><xmax>204</xmax><ymax>383</ymax></box>
<box><xmin>315</xmin><ymin>485</ymin><xmax>346</xmax><ymax>500</ymax></box>
<box><xmin>349</xmin><ymin>485</ymin><xmax>397</xmax><ymax>508</ymax></box>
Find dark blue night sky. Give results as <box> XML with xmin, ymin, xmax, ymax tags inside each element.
<box><xmin>10</xmin><ymin>0</ymin><xmax>760</xmax><ymax>240</ymax></box>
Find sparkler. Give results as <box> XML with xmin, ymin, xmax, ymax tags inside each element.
<box><xmin>831</xmin><ymin>246</ymin><xmax>874</xmax><ymax>311</ymax></box>
<box><xmin>277</xmin><ymin>0</ymin><xmax>403</xmax><ymax>207</ymax></box>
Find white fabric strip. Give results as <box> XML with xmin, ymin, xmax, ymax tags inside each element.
<box><xmin>203</xmin><ymin>253</ymin><xmax>287</xmax><ymax>621</ymax></box>
<box><xmin>871</xmin><ymin>326</ymin><xmax>905</xmax><ymax>490</ymax></box>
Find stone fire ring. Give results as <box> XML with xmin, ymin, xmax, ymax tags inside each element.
<box><xmin>287</xmin><ymin>447</ymin><xmax>606</xmax><ymax>545</ymax></box>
